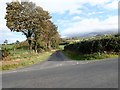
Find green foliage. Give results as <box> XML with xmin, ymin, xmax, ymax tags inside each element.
<box><xmin>63</xmin><ymin>51</ymin><xmax>118</xmax><ymax>60</ymax></box>
<box><xmin>1</xmin><ymin>46</ymin><xmax>11</xmax><ymax>60</ymax></box>
<box><xmin>64</xmin><ymin>34</ymin><xmax>120</xmax><ymax>54</ymax></box>
<box><xmin>5</xmin><ymin>1</ymin><xmax>60</xmax><ymax>52</ymax></box>
<box><xmin>14</xmin><ymin>41</ymin><xmax>29</xmax><ymax>50</ymax></box>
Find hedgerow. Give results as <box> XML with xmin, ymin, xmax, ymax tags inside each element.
<box><xmin>64</xmin><ymin>34</ymin><xmax>120</xmax><ymax>54</ymax></box>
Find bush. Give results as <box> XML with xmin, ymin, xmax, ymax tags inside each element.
<box><xmin>64</xmin><ymin>34</ymin><xmax>120</xmax><ymax>54</ymax></box>
<box><xmin>1</xmin><ymin>47</ymin><xmax>11</xmax><ymax>60</ymax></box>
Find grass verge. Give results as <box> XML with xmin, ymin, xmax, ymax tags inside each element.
<box><xmin>62</xmin><ymin>50</ymin><xmax>118</xmax><ymax>61</ymax></box>
<box><xmin>0</xmin><ymin>50</ymin><xmax>55</xmax><ymax>71</ymax></box>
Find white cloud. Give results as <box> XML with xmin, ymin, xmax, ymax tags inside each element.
<box><xmin>69</xmin><ymin>9</ymin><xmax>82</xmax><ymax>15</ymax></box>
<box><xmin>0</xmin><ymin>26</ymin><xmax>26</xmax><ymax>44</ymax></box>
<box><xmin>0</xmin><ymin>29</ymin><xmax>26</xmax><ymax>44</ymax></box>
<box><xmin>88</xmin><ymin>11</ymin><xmax>104</xmax><ymax>16</ymax></box>
<box><xmin>0</xmin><ymin>0</ymin><xmax>118</xmax><ymax>43</ymax></box>
<box><xmin>61</xmin><ymin>16</ymin><xmax>118</xmax><ymax>37</ymax></box>
<box><xmin>0</xmin><ymin>0</ymin><xmax>118</xmax><ymax>16</ymax></box>
<box><xmin>29</xmin><ymin>0</ymin><xmax>83</xmax><ymax>14</ymax></box>
<box><xmin>104</xmin><ymin>0</ymin><xmax>118</xmax><ymax>9</ymax></box>
<box><xmin>29</xmin><ymin>0</ymin><xmax>117</xmax><ymax>14</ymax></box>
<box><xmin>72</xmin><ymin>16</ymin><xmax>82</xmax><ymax>21</ymax></box>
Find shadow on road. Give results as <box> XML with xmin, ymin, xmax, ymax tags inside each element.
<box><xmin>47</xmin><ymin>50</ymin><xmax>70</xmax><ymax>61</ymax></box>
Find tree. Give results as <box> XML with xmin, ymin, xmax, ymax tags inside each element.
<box><xmin>5</xmin><ymin>1</ymin><xmax>32</xmax><ymax>49</ymax></box>
<box><xmin>5</xmin><ymin>1</ymin><xmax>52</xmax><ymax>51</ymax></box>
<box><xmin>34</xmin><ymin>20</ymin><xmax>60</xmax><ymax>51</ymax></box>
<box><xmin>29</xmin><ymin>6</ymin><xmax>52</xmax><ymax>53</ymax></box>
<box><xmin>4</xmin><ymin>40</ymin><xmax>8</xmax><ymax>45</ymax></box>
<box><xmin>16</xmin><ymin>40</ymin><xmax>19</xmax><ymax>44</ymax></box>
<box><xmin>5</xmin><ymin>1</ymin><xmax>60</xmax><ymax>53</ymax></box>
<box><xmin>5</xmin><ymin>1</ymin><xmax>36</xmax><ymax>50</ymax></box>
<box><xmin>46</xmin><ymin>20</ymin><xmax>60</xmax><ymax>49</ymax></box>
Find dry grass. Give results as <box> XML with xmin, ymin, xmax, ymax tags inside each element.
<box><xmin>0</xmin><ymin>50</ymin><xmax>55</xmax><ymax>71</ymax></box>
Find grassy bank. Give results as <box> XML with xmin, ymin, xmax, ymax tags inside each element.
<box><xmin>0</xmin><ymin>50</ymin><xmax>55</xmax><ymax>71</ymax></box>
<box><xmin>62</xmin><ymin>51</ymin><xmax>118</xmax><ymax>60</ymax></box>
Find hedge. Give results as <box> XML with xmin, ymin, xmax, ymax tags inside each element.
<box><xmin>64</xmin><ymin>34</ymin><xmax>120</xmax><ymax>54</ymax></box>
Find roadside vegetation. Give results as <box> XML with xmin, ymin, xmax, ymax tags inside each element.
<box><xmin>63</xmin><ymin>34</ymin><xmax>120</xmax><ymax>60</ymax></box>
<box><xmin>0</xmin><ymin>1</ymin><xmax>60</xmax><ymax>71</ymax></box>
<box><xmin>1</xmin><ymin>1</ymin><xmax>119</xmax><ymax>71</ymax></box>
<box><xmin>0</xmin><ymin>42</ymin><xmax>57</xmax><ymax>70</ymax></box>
<box><xmin>5</xmin><ymin>1</ymin><xmax>60</xmax><ymax>53</ymax></box>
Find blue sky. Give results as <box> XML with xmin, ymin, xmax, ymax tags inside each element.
<box><xmin>0</xmin><ymin>0</ymin><xmax>118</xmax><ymax>44</ymax></box>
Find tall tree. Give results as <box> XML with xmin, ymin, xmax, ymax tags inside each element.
<box><xmin>5</xmin><ymin>1</ymin><xmax>36</xmax><ymax>50</ymax></box>
<box><xmin>32</xmin><ymin>6</ymin><xmax>51</xmax><ymax>53</ymax></box>
<box><xmin>5</xmin><ymin>1</ymin><xmax>60</xmax><ymax>52</ymax></box>
<box><xmin>48</xmin><ymin>20</ymin><xmax>60</xmax><ymax>48</ymax></box>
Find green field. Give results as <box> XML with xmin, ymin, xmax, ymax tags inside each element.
<box><xmin>0</xmin><ymin>44</ymin><xmax>56</xmax><ymax>70</ymax></box>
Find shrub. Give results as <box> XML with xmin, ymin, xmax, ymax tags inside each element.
<box><xmin>64</xmin><ymin>34</ymin><xmax>120</xmax><ymax>54</ymax></box>
<box><xmin>1</xmin><ymin>47</ymin><xmax>11</xmax><ymax>60</ymax></box>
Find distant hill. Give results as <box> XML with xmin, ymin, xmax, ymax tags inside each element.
<box><xmin>63</xmin><ymin>30</ymin><xmax>118</xmax><ymax>39</ymax></box>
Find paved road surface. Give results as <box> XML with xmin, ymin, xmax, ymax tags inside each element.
<box><xmin>2</xmin><ymin>51</ymin><xmax>118</xmax><ymax>88</ymax></box>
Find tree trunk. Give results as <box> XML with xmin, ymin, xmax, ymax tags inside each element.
<box><xmin>34</xmin><ymin>41</ymin><xmax>38</xmax><ymax>54</ymax></box>
<box><xmin>48</xmin><ymin>41</ymin><xmax>51</xmax><ymax>50</ymax></box>
<box><xmin>26</xmin><ymin>30</ymin><xmax>33</xmax><ymax>51</ymax></box>
<box><xmin>28</xmin><ymin>39</ymin><xmax>32</xmax><ymax>50</ymax></box>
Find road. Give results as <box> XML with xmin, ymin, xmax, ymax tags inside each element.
<box><xmin>2</xmin><ymin>51</ymin><xmax>118</xmax><ymax>88</ymax></box>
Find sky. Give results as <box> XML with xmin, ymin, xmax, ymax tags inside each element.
<box><xmin>0</xmin><ymin>0</ymin><xmax>118</xmax><ymax>44</ymax></box>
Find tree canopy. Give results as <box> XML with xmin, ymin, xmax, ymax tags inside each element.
<box><xmin>5</xmin><ymin>1</ymin><xmax>60</xmax><ymax>52</ymax></box>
